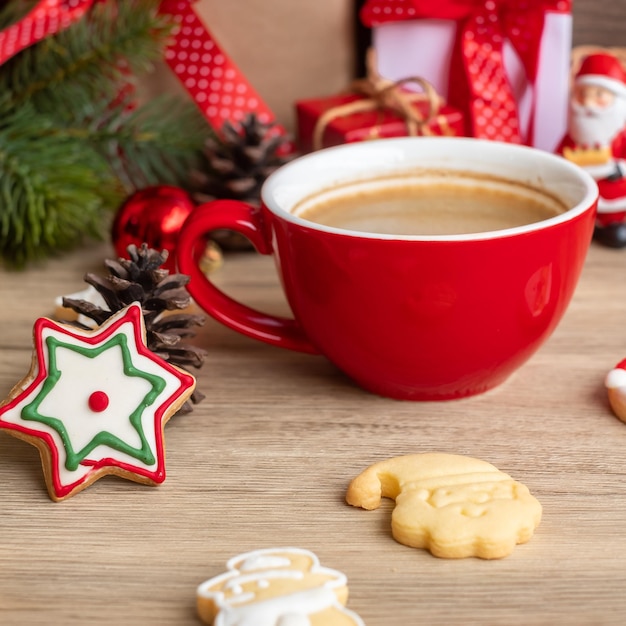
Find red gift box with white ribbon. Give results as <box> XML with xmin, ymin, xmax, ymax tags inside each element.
<box><xmin>361</xmin><ymin>0</ymin><xmax>572</xmax><ymax>152</ymax></box>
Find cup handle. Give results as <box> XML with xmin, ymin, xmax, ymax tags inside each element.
<box><xmin>176</xmin><ymin>199</ymin><xmax>318</xmax><ymax>354</ymax></box>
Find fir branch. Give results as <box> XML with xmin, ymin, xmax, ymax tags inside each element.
<box><xmin>95</xmin><ymin>96</ymin><xmax>208</xmax><ymax>191</ymax></box>
<box><xmin>0</xmin><ymin>0</ymin><xmax>173</xmax><ymax>118</ymax></box>
<box><xmin>0</xmin><ymin>0</ymin><xmax>208</xmax><ymax>191</ymax></box>
<box><xmin>0</xmin><ymin>0</ymin><xmax>211</xmax><ymax>266</ymax></box>
<box><xmin>43</xmin><ymin>91</ymin><xmax>208</xmax><ymax>192</ymax></box>
<box><xmin>0</xmin><ymin>1</ymin><xmax>38</xmax><ymax>30</ymax></box>
<box><xmin>0</xmin><ymin>100</ymin><xmax>122</xmax><ymax>268</ymax></box>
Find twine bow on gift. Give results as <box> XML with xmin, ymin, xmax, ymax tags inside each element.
<box><xmin>361</xmin><ymin>0</ymin><xmax>572</xmax><ymax>144</ymax></box>
<box><xmin>312</xmin><ymin>49</ymin><xmax>443</xmax><ymax>150</ymax></box>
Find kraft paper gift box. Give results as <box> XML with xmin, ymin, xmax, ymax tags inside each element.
<box><xmin>360</xmin><ymin>0</ymin><xmax>573</xmax><ymax>152</ymax></box>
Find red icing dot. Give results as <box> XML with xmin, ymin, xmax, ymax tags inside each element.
<box><xmin>88</xmin><ymin>391</ymin><xmax>109</xmax><ymax>413</ymax></box>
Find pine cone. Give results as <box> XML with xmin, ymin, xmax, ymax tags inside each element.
<box><xmin>62</xmin><ymin>243</ymin><xmax>207</xmax><ymax>413</ymax></box>
<box><xmin>192</xmin><ymin>113</ymin><xmax>296</xmax><ymax>250</ymax></box>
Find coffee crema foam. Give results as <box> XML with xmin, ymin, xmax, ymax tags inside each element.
<box><xmin>292</xmin><ymin>172</ymin><xmax>568</xmax><ymax>236</ymax></box>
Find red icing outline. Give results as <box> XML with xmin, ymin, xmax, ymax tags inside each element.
<box><xmin>0</xmin><ymin>304</ymin><xmax>195</xmax><ymax>499</ymax></box>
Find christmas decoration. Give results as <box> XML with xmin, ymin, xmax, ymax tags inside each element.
<box><xmin>112</xmin><ymin>186</ymin><xmax>196</xmax><ymax>271</ymax></box>
<box><xmin>606</xmin><ymin>358</ymin><xmax>626</xmax><ymax>424</ymax></box>
<box><xmin>558</xmin><ymin>49</ymin><xmax>626</xmax><ymax>248</ymax></box>
<box><xmin>112</xmin><ymin>185</ymin><xmax>223</xmax><ymax>272</ymax></box>
<box><xmin>192</xmin><ymin>113</ymin><xmax>295</xmax><ymax>250</ymax></box>
<box><xmin>62</xmin><ymin>243</ymin><xmax>207</xmax><ymax>412</ymax></box>
<box><xmin>160</xmin><ymin>0</ymin><xmax>290</xmax><ymax>137</ymax></box>
<box><xmin>0</xmin><ymin>0</ymin><xmax>208</xmax><ymax>268</ymax></box>
<box><xmin>296</xmin><ymin>49</ymin><xmax>464</xmax><ymax>153</ymax></box>
<box><xmin>0</xmin><ymin>302</ymin><xmax>196</xmax><ymax>501</ymax></box>
<box><xmin>359</xmin><ymin>0</ymin><xmax>573</xmax><ymax>152</ymax></box>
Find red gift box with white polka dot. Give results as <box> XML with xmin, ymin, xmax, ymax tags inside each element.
<box><xmin>296</xmin><ymin>92</ymin><xmax>465</xmax><ymax>154</ymax></box>
<box><xmin>360</xmin><ymin>0</ymin><xmax>573</xmax><ymax>153</ymax></box>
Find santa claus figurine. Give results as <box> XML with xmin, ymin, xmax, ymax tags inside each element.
<box><xmin>558</xmin><ymin>52</ymin><xmax>626</xmax><ymax>248</ymax></box>
<box><xmin>606</xmin><ymin>358</ymin><xmax>626</xmax><ymax>423</ymax></box>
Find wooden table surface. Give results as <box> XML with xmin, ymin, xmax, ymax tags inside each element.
<box><xmin>1</xmin><ymin>238</ymin><xmax>626</xmax><ymax>625</ymax></box>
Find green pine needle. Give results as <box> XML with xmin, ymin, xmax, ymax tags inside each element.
<box><xmin>0</xmin><ymin>0</ymin><xmax>173</xmax><ymax>116</ymax></box>
<box><xmin>96</xmin><ymin>96</ymin><xmax>208</xmax><ymax>191</ymax></box>
<box><xmin>0</xmin><ymin>1</ymin><xmax>38</xmax><ymax>30</ymax></box>
<box><xmin>0</xmin><ymin>0</ymin><xmax>210</xmax><ymax>267</ymax></box>
<box><xmin>0</xmin><ymin>100</ymin><xmax>123</xmax><ymax>268</ymax></box>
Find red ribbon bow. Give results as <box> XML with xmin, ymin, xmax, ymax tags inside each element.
<box><xmin>361</xmin><ymin>0</ymin><xmax>571</xmax><ymax>142</ymax></box>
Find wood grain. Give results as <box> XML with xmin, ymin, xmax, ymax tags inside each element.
<box><xmin>1</xmin><ymin>237</ymin><xmax>626</xmax><ymax>625</ymax></box>
<box><xmin>3</xmin><ymin>3</ymin><xmax>626</xmax><ymax>622</ymax></box>
<box><xmin>573</xmin><ymin>0</ymin><xmax>626</xmax><ymax>47</ymax></box>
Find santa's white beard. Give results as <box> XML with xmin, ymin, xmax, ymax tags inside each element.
<box><xmin>569</xmin><ymin>97</ymin><xmax>626</xmax><ymax>147</ymax></box>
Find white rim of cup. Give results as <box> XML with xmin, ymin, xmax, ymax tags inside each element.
<box><xmin>261</xmin><ymin>137</ymin><xmax>599</xmax><ymax>242</ymax></box>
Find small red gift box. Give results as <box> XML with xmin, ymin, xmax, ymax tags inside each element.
<box><xmin>296</xmin><ymin>54</ymin><xmax>465</xmax><ymax>153</ymax></box>
<box><xmin>296</xmin><ymin>91</ymin><xmax>464</xmax><ymax>153</ymax></box>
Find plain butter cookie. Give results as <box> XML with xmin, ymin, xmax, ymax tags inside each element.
<box><xmin>346</xmin><ymin>453</ymin><xmax>542</xmax><ymax>559</ymax></box>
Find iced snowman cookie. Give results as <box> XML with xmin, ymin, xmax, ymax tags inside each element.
<box><xmin>0</xmin><ymin>303</ymin><xmax>195</xmax><ymax>501</ymax></box>
<box><xmin>196</xmin><ymin>548</ymin><xmax>364</xmax><ymax>625</ymax></box>
<box><xmin>346</xmin><ymin>453</ymin><xmax>542</xmax><ymax>559</ymax></box>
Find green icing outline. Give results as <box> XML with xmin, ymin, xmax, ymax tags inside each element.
<box><xmin>21</xmin><ymin>332</ymin><xmax>166</xmax><ymax>471</ymax></box>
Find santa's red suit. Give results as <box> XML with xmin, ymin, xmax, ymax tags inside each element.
<box><xmin>559</xmin><ymin>132</ymin><xmax>626</xmax><ymax>227</ymax></box>
<box><xmin>557</xmin><ymin>53</ymin><xmax>626</xmax><ymax>231</ymax></box>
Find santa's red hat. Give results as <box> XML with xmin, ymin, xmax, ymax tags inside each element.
<box><xmin>575</xmin><ymin>53</ymin><xmax>626</xmax><ymax>97</ymax></box>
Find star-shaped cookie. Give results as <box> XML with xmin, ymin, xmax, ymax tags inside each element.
<box><xmin>0</xmin><ymin>302</ymin><xmax>196</xmax><ymax>501</ymax></box>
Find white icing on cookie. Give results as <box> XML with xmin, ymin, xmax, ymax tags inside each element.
<box><xmin>0</xmin><ymin>303</ymin><xmax>195</xmax><ymax>498</ymax></box>
<box><xmin>55</xmin><ymin>285</ymin><xmax>108</xmax><ymax>328</ymax></box>
<box><xmin>239</xmin><ymin>554</ymin><xmax>293</xmax><ymax>571</ymax></box>
<box><xmin>197</xmin><ymin>548</ymin><xmax>364</xmax><ymax>626</ymax></box>
<box><xmin>217</xmin><ymin>587</ymin><xmax>336</xmax><ymax>626</ymax></box>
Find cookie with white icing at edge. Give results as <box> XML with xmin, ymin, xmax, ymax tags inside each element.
<box><xmin>346</xmin><ymin>453</ymin><xmax>542</xmax><ymax>559</ymax></box>
<box><xmin>53</xmin><ymin>285</ymin><xmax>107</xmax><ymax>328</ymax></box>
<box><xmin>53</xmin><ymin>285</ymin><xmax>202</xmax><ymax>328</ymax></box>
<box><xmin>0</xmin><ymin>302</ymin><xmax>196</xmax><ymax>501</ymax></box>
<box><xmin>606</xmin><ymin>359</ymin><xmax>626</xmax><ymax>423</ymax></box>
<box><xmin>196</xmin><ymin>547</ymin><xmax>365</xmax><ymax>626</ymax></box>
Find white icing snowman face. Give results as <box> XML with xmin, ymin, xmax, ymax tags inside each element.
<box><xmin>219</xmin><ymin>556</ymin><xmax>304</xmax><ymax>607</ymax></box>
<box><xmin>217</xmin><ymin>551</ymin><xmax>332</xmax><ymax>605</ymax></box>
<box><xmin>196</xmin><ymin>548</ymin><xmax>364</xmax><ymax>626</ymax></box>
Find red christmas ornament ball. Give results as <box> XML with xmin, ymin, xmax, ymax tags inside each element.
<box><xmin>112</xmin><ymin>186</ymin><xmax>196</xmax><ymax>271</ymax></box>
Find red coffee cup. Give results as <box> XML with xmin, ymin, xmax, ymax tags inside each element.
<box><xmin>177</xmin><ymin>137</ymin><xmax>598</xmax><ymax>400</ymax></box>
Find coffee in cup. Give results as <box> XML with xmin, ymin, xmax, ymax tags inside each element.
<box><xmin>292</xmin><ymin>172</ymin><xmax>567</xmax><ymax>236</ymax></box>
